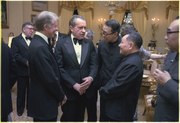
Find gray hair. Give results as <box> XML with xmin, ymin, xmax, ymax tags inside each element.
<box><xmin>35</xmin><ymin>11</ymin><xmax>58</xmax><ymax>31</ymax></box>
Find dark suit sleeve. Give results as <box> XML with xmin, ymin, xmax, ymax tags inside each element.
<box><xmin>11</xmin><ymin>38</ymin><xmax>27</xmax><ymax>66</ymax></box>
<box><xmin>99</xmin><ymin>64</ymin><xmax>140</xmax><ymax>99</ymax></box>
<box><xmin>158</xmin><ymin>79</ymin><xmax>178</xmax><ymax>107</ymax></box>
<box><xmin>34</xmin><ymin>46</ymin><xmax>65</xmax><ymax>102</ymax></box>
<box><xmin>88</xmin><ymin>41</ymin><xmax>98</xmax><ymax>79</ymax></box>
<box><xmin>157</xmin><ymin>52</ymin><xmax>178</xmax><ymax>107</ymax></box>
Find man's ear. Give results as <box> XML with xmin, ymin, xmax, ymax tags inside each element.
<box><xmin>128</xmin><ymin>41</ymin><xmax>134</xmax><ymax>49</ymax></box>
<box><xmin>44</xmin><ymin>24</ymin><xmax>49</xmax><ymax>31</ymax></box>
<box><xmin>69</xmin><ymin>25</ymin><xmax>73</xmax><ymax>32</ymax></box>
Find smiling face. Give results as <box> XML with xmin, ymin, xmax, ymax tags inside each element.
<box><xmin>70</xmin><ymin>18</ymin><xmax>86</xmax><ymax>40</ymax></box>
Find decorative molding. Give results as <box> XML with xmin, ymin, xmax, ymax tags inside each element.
<box><xmin>32</xmin><ymin>1</ymin><xmax>48</xmax><ymax>12</ymax></box>
<box><xmin>31</xmin><ymin>15</ymin><xmax>36</xmax><ymax>23</ymax></box>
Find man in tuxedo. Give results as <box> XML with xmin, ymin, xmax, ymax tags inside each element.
<box><xmin>99</xmin><ymin>31</ymin><xmax>144</xmax><ymax>121</ymax></box>
<box><xmin>11</xmin><ymin>22</ymin><xmax>34</xmax><ymax>116</ymax></box>
<box><xmin>55</xmin><ymin>15</ymin><xmax>98</xmax><ymax>121</ymax></box>
<box><xmin>153</xmin><ymin>16</ymin><xmax>179</xmax><ymax>121</ymax></box>
<box><xmin>28</xmin><ymin>11</ymin><xmax>66</xmax><ymax>122</ymax></box>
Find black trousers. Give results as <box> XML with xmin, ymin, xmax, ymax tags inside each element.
<box><xmin>86</xmin><ymin>97</ymin><xmax>97</xmax><ymax>121</ymax></box>
<box><xmin>1</xmin><ymin>115</ymin><xmax>8</xmax><ymax>122</ymax></box>
<box><xmin>100</xmin><ymin>97</ymin><xmax>106</xmax><ymax>121</ymax></box>
<box><xmin>100</xmin><ymin>96</ymin><xmax>116</xmax><ymax>122</ymax></box>
<box><xmin>17</xmin><ymin>76</ymin><xmax>29</xmax><ymax>114</ymax></box>
<box><xmin>61</xmin><ymin>95</ymin><xmax>97</xmax><ymax>122</ymax></box>
<box><xmin>34</xmin><ymin>117</ymin><xmax>57</xmax><ymax>122</ymax></box>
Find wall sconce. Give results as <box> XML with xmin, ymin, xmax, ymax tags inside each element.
<box><xmin>151</xmin><ymin>17</ymin><xmax>159</xmax><ymax>41</ymax></box>
<box><xmin>148</xmin><ymin>17</ymin><xmax>159</xmax><ymax>51</ymax></box>
<box><xmin>98</xmin><ymin>17</ymin><xmax>106</xmax><ymax>36</ymax></box>
<box><xmin>8</xmin><ymin>32</ymin><xmax>14</xmax><ymax>48</ymax></box>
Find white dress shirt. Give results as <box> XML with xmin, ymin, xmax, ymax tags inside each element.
<box><xmin>71</xmin><ymin>34</ymin><xmax>82</xmax><ymax>64</ymax></box>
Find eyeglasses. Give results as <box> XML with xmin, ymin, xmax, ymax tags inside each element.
<box><xmin>102</xmin><ymin>31</ymin><xmax>114</xmax><ymax>36</ymax></box>
<box><xmin>26</xmin><ymin>27</ymin><xmax>34</xmax><ymax>30</ymax></box>
<box><xmin>166</xmin><ymin>30</ymin><xmax>179</xmax><ymax>34</ymax></box>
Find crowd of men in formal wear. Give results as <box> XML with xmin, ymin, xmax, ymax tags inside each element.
<box><xmin>1</xmin><ymin>11</ymin><xmax>179</xmax><ymax>122</ymax></box>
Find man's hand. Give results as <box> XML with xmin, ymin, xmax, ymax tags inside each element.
<box><xmin>153</xmin><ymin>69</ymin><xmax>171</xmax><ymax>85</ymax></box>
<box><xmin>73</xmin><ymin>83</ymin><xmax>86</xmax><ymax>95</ymax></box>
<box><xmin>81</xmin><ymin>76</ymin><xmax>93</xmax><ymax>90</ymax></box>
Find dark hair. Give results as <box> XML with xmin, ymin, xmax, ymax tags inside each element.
<box><xmin>22</xmin><ymin>22</ymin><xmax>33</xmax><ymax>30</ymax></box>
<box><xmin>126</xmin><ymin>31</ymin><xmax>143</xmax><ymax>49</ymax></box>
<box><xmin>120</xmin><ymin>24</ymin><xmax>137</xmax><ymax>37</ymax></box>
<box><xmin>105</xmin><ymin>19</ymin><xmax>120</xmax><ymax>34</ymax></box>
<box><xmin>69</xmin><ymin>15</ymin><xmax>85</xmax><ymax>27</ymax></box>
<box><xmin>175</xmin><ymin>16</ymin><xmax>179</xmax><ymax>19</ymax></box>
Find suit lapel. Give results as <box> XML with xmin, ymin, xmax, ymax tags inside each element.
<box><xmin>64</xmin><ymin>37</ymin><xmax>79</xmax><ymax>65</ymax></box>
<box><xmin>80</xmin><ymin>40</ymin><xmax>88</xmax><ymax>67</ymax></box>
<box><xmin>20</xmin><ymin>36</ymin><xmax>29</xmax><ymax>49</ymax></box>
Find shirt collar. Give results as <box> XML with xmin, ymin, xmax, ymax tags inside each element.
<box><xmin>35</xmin><ymin>31</ymin><xmax>49</xmax><ymax>44</ymax></box>
<box><xmin>22</xmin><ymin>33</ymin><xmax>27</xmax><ymax>40</ymax></box>
<box><xmin>71</xmin><ymin>34</ymin><xmax>76</xmax><ymax>45</ymax></box>
<box><xmin>55</xmin><ymin>31</ymin><xmax>58</xmax><ymax>41</ymax></box>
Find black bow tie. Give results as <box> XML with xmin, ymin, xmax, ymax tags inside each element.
<box><xmin>25</xmin><ymin>37</ymin><xmax>32</xmax><ymax>40</ymax></box>
<box><xmin>73</xmin><ymin>38</ymin><xmax>82</xmax><ymax>45</ymax></box>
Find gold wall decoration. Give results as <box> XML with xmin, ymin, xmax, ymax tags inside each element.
<box><xmin>115</xmin><ymin>1</ymin><xmax>148</xmax><ymax>20</ymax></box>
<box><xmin>166</xmin><ymin>1</ymin><xmax>179</xmax><ymax>19</ymax></box>
<box><xmin>58</xmin><ymin>1</ymin><xmax>94</xmax><ymax>18</ymax></box>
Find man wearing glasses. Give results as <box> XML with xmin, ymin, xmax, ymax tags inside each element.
<box><xmin>11</xmin><ymin>22</ymin><xmax>34</xmax><ymax>116</ymax></box>
<box><xmin>97</xmin><ymin>19</ymin><xmax>123</xmax><ymax>121</ymax></box>
<box><xmin>153</xmin><ymin>16</ymin><xmax>179</xmax><ymax>121</ymax></box>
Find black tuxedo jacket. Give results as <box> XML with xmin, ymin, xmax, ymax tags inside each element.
<box><xmin>99</xmin><ymin>52</ymin><xmax>143</xmax><ymax>121</ymax></box>
<box><xmin>11</xmin><ymin>34</ymin><xmax>29</xmax><ymax>76</ymax></box>
<box><xmin>1</xmin><ymin>42</ymin><xmax>12</xmax><ymax>120</ymax></box>
<box><xmin>55</xmin><ymin>36</ymin><xmax>98</xmax><ymax>100</ymax></box>
<box><xmin>28</xmin><ymin>35</ymin><xmax>65</xmax><ymax>119</ymax></box>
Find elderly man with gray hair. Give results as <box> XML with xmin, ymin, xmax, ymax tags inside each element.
<box><xmin>28</xmin><ymin>11</ymin><xmax>66</xmax><ymax>122</ymax></box>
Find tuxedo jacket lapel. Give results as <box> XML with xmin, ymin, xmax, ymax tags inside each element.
<box><xmin>20</xmin><ymin>35</ymin><xmax>29</xmax><ymax>49</ymax></box>
<box><xmin>64</xmin><ymin>37</ymin><xmax>79</xmax><ymax>65</ymax></box>
<box><xmin>80</xmin><ymin>40</ymin><xmax>88</xmax><ymax>67</ymax></box>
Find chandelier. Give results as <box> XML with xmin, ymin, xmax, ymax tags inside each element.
<box><xmin>105</xmin><ymin>1</ymin><xmax>126</xmax><ymax>15</ymax></box>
